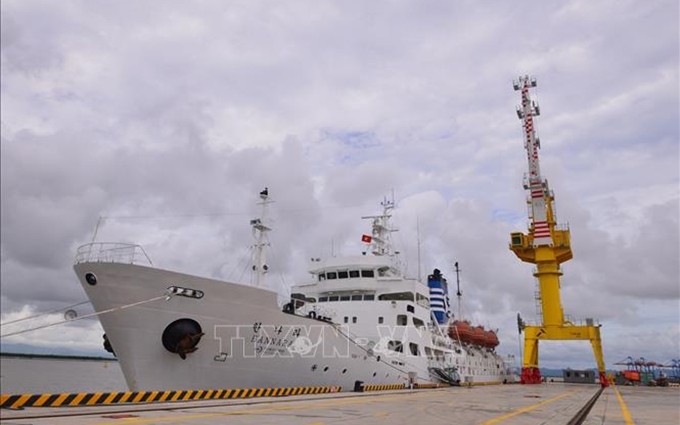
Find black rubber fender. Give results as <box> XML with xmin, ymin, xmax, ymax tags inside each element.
<box><xmin>161</xmin><ymin>318</ymin><xmax>204</xmax><ymax>359</ymax></box>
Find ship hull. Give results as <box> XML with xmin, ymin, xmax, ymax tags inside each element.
<box><xmin>74</xmin><ymin>262</ymin><xmax>511</xmax><ymax>391</ymax></box>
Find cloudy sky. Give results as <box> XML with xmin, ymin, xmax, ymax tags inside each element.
<box><xmin>1</xmin><ymin>0</ymin><xmax>678</xmax><ymax>370</ymax></box>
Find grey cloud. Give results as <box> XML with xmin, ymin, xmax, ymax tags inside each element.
<box><xmin>1</xmin><ymin>0</ymin><xmax>677</xmax><ymax>367</ymax></box>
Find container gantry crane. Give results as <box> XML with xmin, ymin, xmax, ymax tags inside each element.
<box><xmin>509</xmin><ymin>75</ymin><xmax>609</xmax><ymax>387</ymax></box>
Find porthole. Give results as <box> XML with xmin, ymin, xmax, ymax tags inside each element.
<box><xmin>373</xmin><ymin>372</ymin><xmax>377</xmax><ymax>377</ymax></box>
<box><xmin>323</xmin><ymin>366</ymin><xmax>329</xmax><ymax>372</ymax></box>
<box><xmin>85</xmin><ymin>273</ymin><xmax>98</xmax><ymax>286</ymax></box>
<box><xmin>342</xmin><ymin>368</ymin><xmax>347</xmax><ymax>374</ymax></box>
<box><xmin>311</xmin><ymin>364</ymin><xmax>317</xmax><ymax>371</ymax></box>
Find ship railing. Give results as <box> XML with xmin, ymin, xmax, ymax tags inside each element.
<box><xmin>75</xmin><ymin>242</ymin><xmax>153</xmax><ymax>266</ymax></box>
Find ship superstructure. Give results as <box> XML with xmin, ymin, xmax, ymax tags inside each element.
<box><xmin>73</xmin><ymin>192</ymin><xmax>513</xmax><ymax>392</ymax></box>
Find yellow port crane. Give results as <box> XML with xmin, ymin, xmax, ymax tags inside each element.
<box><xmin>509</xmin><ymin>75</ymin><xmax>608</xmax><ymax>387</ymax></box>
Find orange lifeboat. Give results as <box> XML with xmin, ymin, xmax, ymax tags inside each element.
<box><xmin>470</xmin><ymin>326</ymin><xmax>486</xmax><ymax>346</ymax></box>
<box><xmin>484</xmin><ymin>330</ymin><xmax>499</xmax><ymax>349</ymax></box>
<box><xmin>448</xmin><ymin>320</ymin><xmax>474</xmax><ymax>344</ymax></box>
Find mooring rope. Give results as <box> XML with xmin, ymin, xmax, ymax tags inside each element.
<box><xmin>0</xmin><ymin>300</ymin><xmax>92</xmax><ymax>327</ymax></box>
<box><xmin>0</xmin><ymin>293</ymin><xmax>171</xmax><ymax>339</ymax></box>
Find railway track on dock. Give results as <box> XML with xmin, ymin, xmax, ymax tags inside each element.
<box><xmin>566</xmin><ymin>387</ymin><xmax>605</xmax><ymax>425</ymax></box>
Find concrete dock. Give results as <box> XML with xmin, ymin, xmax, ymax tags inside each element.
<box><xmin>1</xmin><ymin>383</ymin><xmax>677</xmax><ymax>424</ymax></box>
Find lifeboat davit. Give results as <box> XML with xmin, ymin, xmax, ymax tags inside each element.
<box><xmin>484</xmin><ymin>330</ymin><xmax>499</xmax><ymax>349</ymax></box>
<box><xmin>448</xmin><ymin>320</ymin><xmax>474</xmax><ymax>344</ymax></box>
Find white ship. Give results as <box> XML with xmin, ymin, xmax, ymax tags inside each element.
<box><xmin>74</xmin><ymin>189</ymin><xmax>514</xmax><ymax>391</ymax></box>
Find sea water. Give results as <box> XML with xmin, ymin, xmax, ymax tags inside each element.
<box><xmin>0</xmin><ymin>355</ymin><xmax>127</xmax><ymax>394</ymax></box>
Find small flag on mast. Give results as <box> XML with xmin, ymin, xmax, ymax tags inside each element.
<box><xmin>361</xmin><ymin>234</ymin><xmax>372</xmax><ymax>243</ymax></box>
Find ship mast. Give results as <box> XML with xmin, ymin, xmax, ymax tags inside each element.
<box><xmin>361</xmin><ymin>197</ymin><xmax>396</xmax><ymax>256</ymax></box>
<box><xmin>509</xmin><ymin>76</ymin><xmax>608</xmax><ymax>387</ymax></box>
<box><xmin>250</xmin><ymin>188</ymin><xmax>272</xmax><ymax>288</ymax></box>
<box><xmin>454</xmin><ymin>261</ymin><xmax>462</xmax><ymax>319</ymax></box>
<box><xmin>361</xmin><ymin>196</ymin><xmax>400</xmax><ymax>273</ymax></box>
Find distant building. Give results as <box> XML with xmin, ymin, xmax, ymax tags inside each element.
<box><xmin>563</xmin><ymin>369</ymin><xmax>596</xmax><ymax>384</ymax></box>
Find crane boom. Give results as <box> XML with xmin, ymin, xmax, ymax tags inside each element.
<box><xmin>515</xmin><ymin>76</ymin><xmax>552</xmax><ymax>246</ymax></box>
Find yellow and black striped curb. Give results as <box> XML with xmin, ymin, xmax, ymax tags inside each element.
<box><xmin>413</xmin><ymin>383</ymin><xmax>446</xmax><ymax>389</ymax></box>
<box><xmin>465</xmin><ymin>381</ymin><xmax>505</xmax><ymax>387</ymax></box>
<box><xmin>0</xmin><ymin>385</ymin><xmax>342</xmax><ymax>410</ymax></box>
<box><xmin>361</xmin><ymin>383</ymin><xmax>405</xmax><ymax>392</ymax></box>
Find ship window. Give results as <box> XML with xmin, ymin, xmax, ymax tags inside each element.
<box><xmin>327</xmin><ymin>272</ymin><xmax>337</xmax><ymax>280</ymax></box>
<box><xmin>329</xmin><ymin>296</ymin><xmax>339</xmax><ymax>302</ymax></box>
<box><xmin>352</xmin><ymin>317</ymin><xmax>357</xmax><ymax>323</ymax></box>
<box><xmin>318</xmin><ymin>273</ymin><xmax>326</xmax><ymax>281</ymax></box>
<box><xmin>351</xmin><ymin>295</ymin><xmax>362</xmax><ymax>301</ymax></box>
<box><xmin>364</xmin><ymin>294</ymin><xmax>375</xmax><ymax>301</ymax></box>
<box><xmin>413</xmin><ymin>317</ymin><xmax>425</xmax><ymax>328</ymax></box>
<box><xmin>407</xmin><ymin>305</ymin><xmax>415</xmax><ymax>313</ymax></box>
<box><xmin>349</xmin><ymin>270</ymin><xmax>360</xmax><ymax>278</ymax></box>
<box><xmin>290</xmin><ymin>293</ymin><xmax>315</xmax><ymax>305</ymax></box>
<box><xmin>319</xmin><ymin>296</ymin><xmax>328</xmax><ymax>302</ymax></box>
<box><xmin>416</xmin><ymin>293</ymin><xmax>430</xmax><ymax>308</ymax></box>
<box><xmin>388</xmin><ymin>340</ymin><xmax>403</xmax><ymax>352</ymax></box>
<box><xmin>344</xmin><ymin>316</ymin><xmax>348</xmax><ymax>323</ymax></box>
<box><xmin>409</xmin><ymin>343</ymin><xmax>419</xmax><ymax>356</ymax></box>
<box><xmin>379</xmin><ymin>292</ymin><xmax>415</xmax><ymax>302</ymax></box>
<box><xmin>397</xmin><ymin>314</ymin><xmax>407</xmax><ymax>326</ymax></box>
<box><xmin>378</xmin><ymin>316</ymin><xmax>384</xmax><ymax>324</ymax></box>
<box><xmin>340</xmin><ymin>295</ymin><xmax>350</xmax><ymax>301</ymax></box>
<box><xmin>361</xmin><ymin>270</ymin><xmax>374</xmax><ymax>278</ymax></box>
<box><xmin>338</xmin><ymin>271</ymin><xmax>349</xmax><ymax>279</ymax></box>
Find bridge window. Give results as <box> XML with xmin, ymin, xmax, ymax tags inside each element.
<box><xmin>326</xmin><ymin>272</ymin><xmax>337</xmax><ymax>280</ymax></box>
<box><xmin>340</xmin><ymin>295</ymin><xmax>350</xmax><ymax>301</ymax></box>
<box><xmin>328</xmin><ymin>296</ymin><xmax>339</xmax><ymax>302</ymax></box>
<box><xmin>364</xmin><ymin>294</ymin><xmax>375</xmax><ymax>301</ymax></box>
<box><xmin>379</xmin><ymin>292</ymin><xmax>415</xmax><ymax>302</ymax></box>
<box><xmin>416</xmin><ymin>293</ymin><xmax>430</xmax><ymax>308</ymax></box>
<box><xmin>361</xmin><ymin>270</ymin><xmax>374</xmax><ymax>278</ymax></box>
<box><xmin>349</xmin><ymin>270</ymin><xmax>360</xmax><ymax>278</ymax></box>
<box><xmin>319</xmin><ymin>296</ymin><xmax>328</xmax><ymax>302</ymax></box>
<box><xmin>338</xmin><ymin>271</ymin><xmax>349</xmax><ymax>279</ymax></box>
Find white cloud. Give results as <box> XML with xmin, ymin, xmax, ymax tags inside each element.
<box><xmin>1</xmin><ymin>0</ymin><xmax>678</xmax><ymax>373</ymax></box>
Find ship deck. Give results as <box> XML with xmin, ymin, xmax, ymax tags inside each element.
<box><xmin>1</xmin><ymin>383</ymin><xmax>677</xmax><ymax>424</ymax></box>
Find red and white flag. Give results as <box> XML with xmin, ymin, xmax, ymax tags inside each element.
<box><xmin>361</xmin><ymin>234</ymin><xmax>372</xmax><ymax>243</ymax></box>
